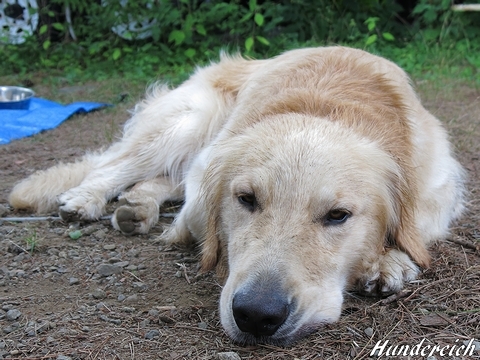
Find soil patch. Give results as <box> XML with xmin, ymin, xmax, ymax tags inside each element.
<box><xmin>0</xmin><ymin>78</ymin><xmax>479</xmax><ymax>359</ymax></box>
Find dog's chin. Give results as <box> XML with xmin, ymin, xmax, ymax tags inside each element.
<box><xmin>223</xmin><ymin>315</ymin><xmax>329</xmax><ymax>346</ymax></box>
<box><xmin>227</xmin><ymin>323</ymin><xmax>322</xmax><ymax>346</ymax></box>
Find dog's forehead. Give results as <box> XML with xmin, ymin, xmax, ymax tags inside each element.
<box><xmin>228</xmin><ymin>153</ymin><xmax>371</xmax><ymax>211</ymax></box>
<box><xmin>221</xmin><ymin>114</ymin><xmax>394</xmax><ymax>205</ymax></box>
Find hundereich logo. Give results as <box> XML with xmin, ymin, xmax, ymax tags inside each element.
<box><xmin>370</xmin><ymin>338</ymin><xmax>478</xmax><ymax>358</ymax></box>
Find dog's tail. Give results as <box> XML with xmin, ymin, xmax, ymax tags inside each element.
<box><xmin>9</xmin><ymin>154</ymin><xmax>97</xmax><ymax>214</ymax></box>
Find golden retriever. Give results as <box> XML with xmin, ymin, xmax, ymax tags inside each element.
<box><xmin>9</xmin><ymin>46</ymin><xmax>465</xmax><ymax>345</ymax></box>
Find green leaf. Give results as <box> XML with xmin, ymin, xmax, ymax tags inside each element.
<box><xmin>68</xmin><ymin>230</ymin><xmax>82</xmax><ymax>240</ymax></box>
<box><xmin>249</xmin><ymin>0</ymin><xmax>257</xmax><ymax>12</ymax></box>
<box><xmin>184</xmin><ymin>48</ymin><xmax>196</xmax><ymax>58</ymax></box>
<box><xmin>168</xmin><ymin>30</ymin><xmax>185</xmax><ymax>46</ymax></box>
<box><xmin>254</xmin><ymin>13</ymin><xmax>264</xmax><ymax>27</ymax></box>
<box><xmin>47</xmin><ymin>10</ymin><xmax>55</xmax><ymax>17</ymax></box>
<box><xmin>196</xmin><ymin>24</ymin><xmax>207</xmax><ymax>36</ymax></box>
<box><xmin>151</xmin><ymin>27</ymin><xmax>160</xmax><ymax>42</ymax></box>
<box><xmin>122</xmin><ymin>31</ymin><xmax>133</xmax><ymax>41</ymax></box>
<box><xmin>52</xmin><ymin>22</ymin><xmax>64</xmax><ymax>31</ymax></box>
<box><xmin>112</xmin><ymin>48</ymin><xmax>121</xmax><ymax>61</ymax></box>
<box><xmin>245</xmin><ymin>36</ymin><xmax>254</xmax><ymax>52</ymax></box>
<box><xmin>239</xmin><ymin>12</ymin><xmax>253</xmax><ymax>23</ymax></box>
<box><xmin>39</xmin><ymin>24</ymin><xmax>48</xmax><ymax>35</ymax></box>
<box><xmin>42</xmin><ymin>39</ymin><xmax>51</xmax><ymax>50</ymax></box>
<box><xmin>255</xmin><ymin>35</ymin><xmax>269</xmax><ymax>46</ymax></box>
<box><xmin>365</xmin><ymin>34</ymin><xmax>377</xmax><ymax>46</ymax></box>
<box><xmin>364</xmin><ymin>17</ymin><xmax>379</xmax><ymax>32</ymax></box>
<box><xmin>382</xmin><ymin>32</ymin><xmax>394</xmax><ymax>41</ymax></box>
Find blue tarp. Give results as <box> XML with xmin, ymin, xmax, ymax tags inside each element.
<box><xmin>0</xmin><ymin>97</ymin><xmax>109</xmax><ymax>145</ymax></box>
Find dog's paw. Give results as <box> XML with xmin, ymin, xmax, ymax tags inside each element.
<box><xmin>356</xmin><ymin>249</ymin><xmax>420</xmax><ymax>296</ymax></box>
<box><xmin>58</xmin><ymin>189</ymin><xmax>106</xmax><ymax>221</ymax></box>
<box><xmin>111</xmin><ymin>198</ymin><xmax>159</xmax><ymax>235</ymax></box>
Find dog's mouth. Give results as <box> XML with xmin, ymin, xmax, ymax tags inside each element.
<box><xmin>227</xmin><ymin>311</ymin><xmax>323</xmax><ymax>346</ymax></box>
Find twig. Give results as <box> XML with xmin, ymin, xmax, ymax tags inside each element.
<box><xmin>8</xmin><ymin>240</ymin><xmax>28</xmax><ymax>253</ymax></box>
<box><xmin>1</xmin><ymin>213</ymin><xmax>175</xmax><ymax>222</ymax></box>
<box><xmin>1</xmin><ymin>215</ymin><xmax>112</xmax><ymax>222</ymax></box>
<box><xmin>126</xmin><ymin>270</ymin><xmax>143</xmax><ymax>282</ymax></box>
<box><xmin>176</xmin><ymin>263</ymin><xmax>191</xmax><ymax>284</ymax></box>
<box><xmin>2</xmin><ymin>216</ymin><xmax>62</xmax><ymax>222</ymax></box>
<box><xmin>381</xmin><ymin>289</ymin><xmax>413</xmax><ymax>305</ymax></box>
<box><xmin>15</xmin><ymin>355</ymin><xmax>60</xmax><ymax>360</ymax></box>
<box><xmin>447</xmin><ymin>238</ymin><xmax>479</xmax><ymax>252</ymax></box>
<box><xmin>174</xmin><ymin>324</ymin><xmax>218</xmax><ymax>333</ymax></box>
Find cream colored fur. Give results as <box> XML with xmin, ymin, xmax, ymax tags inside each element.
<box><xmin>9</xmin><ymin>47</ymin><xmax>465</xmax><ymax>345</ymax></box>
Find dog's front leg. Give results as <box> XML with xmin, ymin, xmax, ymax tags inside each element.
<box><xmin>111</xmin><ymin>176</ymin><xmax>184</xmax><ymax>235</ymax></box>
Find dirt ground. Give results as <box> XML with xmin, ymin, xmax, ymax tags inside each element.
<box><xmin>0</xmin><ymin>75</ymin><xmax>479</xmax><ymax>360</ymax></box>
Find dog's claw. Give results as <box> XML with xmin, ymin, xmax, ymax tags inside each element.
<box><xmin>59</xmin><ymin>208</ymin><xmax>82</xmax><ymax>222</ymax></box>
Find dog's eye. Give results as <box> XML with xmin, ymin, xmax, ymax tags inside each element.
<box><xmin>324</xmin><ymin>209</ymin><xmax>350</xmax><ymax>225</ymax></box>
<box><xmin>238</xmin><ymin>193</ymin><xmax>257</xmax><ymax>212</ymax></box>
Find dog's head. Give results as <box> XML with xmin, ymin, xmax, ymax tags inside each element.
<box><xmin>200</xmin><ymin>114</ymin><xmax>421</xmax><ymax>345</ymax></box>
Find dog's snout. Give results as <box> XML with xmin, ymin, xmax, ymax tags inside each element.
<box><xmin>232</xmin><ymin>284</ymin><xmax>290</xmax><ymax>337</ymax></box>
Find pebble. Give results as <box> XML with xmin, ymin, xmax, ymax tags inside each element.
<box><xmin>46</xmin><ymin>336</ymin><xmax>56</xmax><ymax>344</ymax></box>
<box><xmin>92</xmin><ymin>288</ymin><xmax>106</xmax><ymax>299</ymax></box>
<box><xmin>6</xmin><ymin>309</ymin><xmax>22</xmax><ymax>321</ymax></box>
<box><xmin>148</xmin><ymin>309</ymin><xmax>159</xmax><ymax>317</ymax></box>
<box><xmin>144</xmin><ymin>329</ymin><xmax>160</xmax><ymax>339</ymax></box>
<box><xmin>103</xmin><ymin>244</ymin><xmax>117</xmax><ymax>250</ymax></box>
<box><xmin>364</xmin><ymin>327</ymin><xmax>374</xmax><ymax>337</ymax></box>
<box><xmin>67</xmin><ymin>249</ymin><xmax>79</xmax><ymax>258</ymax></box>
<box><xmin>117</xmin><ymin>294</ymin><xmax>126</xmax><ymax>302</ymax></box>
<box><xmin>69</xmin><ymin>277</ymin><xmax>79</xmax><ymax>285</ymax></box>
<box><xmin>115</xmin><ymin>261</ymin><xmax>130</xmax><ymax>268</ymax></box>
<box><xmin>0</xmin><ymin>204</ymin><xmax>7</xmax><ymax>217</ymax></box>
<box><xmin>122</xmin><ymin>307</ymin><xmax>136</xmax><ymax>313</ymax></box>
<box><xmin>198</xmin><ymin>322</ymin><xmax>208</xmax><ymax>329</ymax></box>
<box><xmin>125</xmin><ymin>294</ymin><xmax>138</xmax><ymax>303</ymax></box>
<box><xmin>56</xmin><ymin>355</ymin><xmax>72</xmax><ymax>360</ymax></box>
<box><xmin>217</xmin><ymin>352</ymin><xmax>241</xmax><ymax>360</ymax></box>
<box><xmin>13</xmin><ymin>253</ymin><xmax>30</xmax><ymax>262</ymax></box>
<box><xmin>464</xmin><ymin>340</ymin><xmax>480</xmax><ymax>351</ymax></box>
<box><xmin>3</xmin><ymin>321</ymin><xmax>19</xmax><ymax>333</ymax></box>
<box><xmin>92</xmin><ymin>229</ymin><xmax>108</xmax><ymax>240</ymax></box>
<box><xmin>133</xmin><ymin>282</ymin><xmax>147</xmax><ymax>291</ymax></box>
<box><xmin>96</xmin><ymin>264</ymin><xmax>122</xmax><ymax>277</ymax></box>
<box><xmin>140</xmin><ymin>319</ymin><xmax>150</xmax><ymax>328</ymax></box>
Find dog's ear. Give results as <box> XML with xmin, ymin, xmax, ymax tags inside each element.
<box><xmin>388</xmin><ymin>169</ymin><xmax>431</xmax><ymax>268</ymax></box>
<box><xmin>200</xmin><ymin>161</ymin><xmax>229</xmax><ymax>282</ymax></box>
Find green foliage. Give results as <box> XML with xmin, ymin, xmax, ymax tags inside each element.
<box><xmin>1</xmin><ymin>0</ymin><xmax>479</xmax><ymax>81</ymax></box>
<box><xmin>25</xmin><ymin>230</ymin><xmax>38</xmax><ymax>254</ymax></box>
<box><xmin>364</xmin><ymin>17</ymin><xmax>395</xmax><ymax>46</ymax></box>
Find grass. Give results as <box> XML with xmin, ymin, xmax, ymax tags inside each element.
<box><xmin>25</xmin><ymin>230</ymin><xmax>39</xmax><ymax>253</ymax></box>
<box><xmin>1</xmin><ymin>39</ymin><xmax>479</xmax><ymax>91</ymax></box>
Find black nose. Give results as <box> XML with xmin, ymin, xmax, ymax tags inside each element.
<box><xmin>232</xmin><ymin>282</ymin><xmax>290</xmax><ymax>337</ymax></box>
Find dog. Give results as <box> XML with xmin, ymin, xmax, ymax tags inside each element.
<box><xmin>9</xmin><ymin>46</ymin><xmax>465</xmax><ymax>345</ymax></box>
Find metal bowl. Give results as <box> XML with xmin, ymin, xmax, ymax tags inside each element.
<box><xmin>0</xmin><ymin>86</ymin><xmax>35</xmax><ymax>110</ymax></box>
